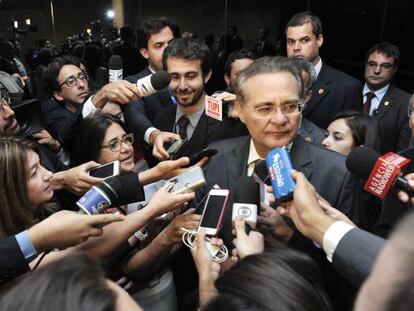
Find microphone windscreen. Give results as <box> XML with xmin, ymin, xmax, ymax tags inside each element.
<box><xmin>150</xmin><ymin>71</ymin><xmax>171</xmax><ymax>90</ymax></box>
<box><xmin>108</xmin><ymin>55</ymin><xmax>123</xmax><ymax>70</ymax></box>
<box><xmin>233</xmin><ymin>176</ymin><xmax>260</xmax><ymax>205</ymax></box>
<box><xmin>346</xmin><ymin>146</ymin><xmax>380</xmax><ymax>180</ymax></box>
<box><xmin>253</xmin><ymin>160</ymin><xmax>268</xmax><ymax>182</ymax></box>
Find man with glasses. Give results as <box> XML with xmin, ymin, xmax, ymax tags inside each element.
<box><xmin>363</xmin><ymin>42</ymin><xmax>411</xmax><ymax>153</ymax></box>
<box><xmin>197</xmin><ymin>56</ymin><xmax>356</xmax><ymax>247</ymax></box>
<box><xmin>43</xmin><ymin>56</ymin><xmax>140</xmax><ymax>142</ymax></box>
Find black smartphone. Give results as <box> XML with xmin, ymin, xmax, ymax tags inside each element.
<box><xmin>185</xmin><ymin>149</ymin><xmax>218</xmax><ymax>167</ymax></box>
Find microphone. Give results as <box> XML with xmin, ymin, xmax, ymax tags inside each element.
<box><xmin>136</xmin><ymin>71</ymin><xmax>171</xmax><ymax>97</ymax></box>
<box><xmin>252</xmin><ymin>160</ymin><xmax>273</xmax><ymax>206</ymax></box>
<box><xmin>265</xmin><ymin>147</ymin><xmax>295</xmax><ymax>203</ymax></box>
<box><xmin>232</xmin><ymin>176</ymin><xmax>259</xmax><ymax>229</ymax></box>
<box><xmin>77</xmin><ymin>173</ymin><xmax>145</xmax><ymax>214</ymax></box>
<box><xmin>108</xmin><ymin>55</ymin><xmax>123</xmax><ymax>82</ymax></box>
<box><xmin>346</xmin><ymin>146</ymin><xmax>412</xmax><ymax>199</ymax></box>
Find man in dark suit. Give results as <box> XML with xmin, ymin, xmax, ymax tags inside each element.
<box><xmin>362</xmin><ymin>42</ymin><xmax>410</xmax><ymax>153</ymax></box>
<box><xmin>42</xmin><ymin>56</ymin><xmax>139</xmax><ymax>143</ymax></box>
<box><xmin>124</xmin><ymin>17</ymin><xmax>179</xmax><ymax>146</ymax></box>
<box><xmin>253</xmin><ymin>27</ymin><xmax>277</xmax><ymax>57</ymax></box>
<box><xmin>198</xmin><ymin>56</ymin><xmax>356</xmax><ymax>246</ymax></box>
<box><xmin>285</xmin><ymin>12</ymin><xmax>362</xmax><ymax>130</ymax></box>
<box><xmin>150</xmin><ymin>38</ymin><xmax>245</xmax><ymax>162</ymax></box>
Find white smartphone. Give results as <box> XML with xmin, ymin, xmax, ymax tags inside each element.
<box><xmin>88</xmin><ymin>160</ymin><xmax>120</xmax><ymax>178</ymax></box>
<box><xmin>198</xmin><ymin>189</ymin><xmax>230</xmax><ymax>236</ymax></box>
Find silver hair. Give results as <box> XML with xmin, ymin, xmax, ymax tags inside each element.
<box><xmin>234</xmin><ymin>56</ymin><xmax>305</xmax><ymax>105</ymax></box>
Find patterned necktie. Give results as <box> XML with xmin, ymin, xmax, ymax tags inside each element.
<box><xmin>177</xmin><ymin>115</ymin><xmax>190</xmax><ymax>140</ymax></box>
<box><xmin>364</xmin><ymin>92</ymin><xmax>376</xmax><ymax>115</ymax></box>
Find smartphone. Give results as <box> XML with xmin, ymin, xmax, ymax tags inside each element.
<box><xmin>167</xmin><ymin>166</ymin><xmax>206</xmax><ymax>194</ymax></box>
<box><xmin>166</xmin><ymin>138</ymin><xmax>188</xmax><ymax>159</ymax></box>
<box><xmin>185</xmin><ymin>149</ymin><xmax>218</xmax><ymax>167</ymax></box>
<box><xmin>198</xmin><ymin>189</ymin><xmax>230</xmax><ymax>236</ymax></box>
<box><xmin>88</xmin><ymin>160</ymin><xmax>120</xmax><ymax>178</ymax></box>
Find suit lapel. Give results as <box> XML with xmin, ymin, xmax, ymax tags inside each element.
<box><xmin>227</xmin><ymin>137</ymin><xmax>250</xmax><ymax>182</ymax></box>
<box><xmin>289</xmin><ymin>136</ymin><xmax>312</xmax><ymax>179</ymax></box>
<box><xmin>303</xmin><ymin>63</ymin><xmax>332</xmax><ymax>116</ymax></box>
<box><xmin>373</xmin><ymin>85</ymin><xmax>395</xmax><ymax>121</ymax></box>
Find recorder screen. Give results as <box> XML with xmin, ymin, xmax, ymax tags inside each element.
<box><xmin>200</xmin><ymin>195</ymin><xmax>227</xmax><ymax>228</ymax></box>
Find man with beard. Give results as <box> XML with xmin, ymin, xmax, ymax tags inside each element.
<box><xmin>150</xmin><ymin>38</ymin><xmax>245</xmax><ymax>161</ymax></box>
<box><xmin>285</xmin><ymin>11</ymin><xmax>362</xmax><ymax>130</ymax></box>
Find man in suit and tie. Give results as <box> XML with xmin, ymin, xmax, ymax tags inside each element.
<box><xmin>198</xmin><ymin>56</ymin><xmax>356</xmax><ymax>247</ymax></box>
<box><xmin>124</xmin><ymin>17</ymin><xmax>180</xmax><ymax>144</ymax></box>
<box><xmin>149</xmin><ymin>38</ymin><xmax>244</xmax><ymax>162</ymax></box>
<box><xmin>362</xmin><ymin>42</ymin><xmax>410</xmax><ymax>153</ymax></box>
<box><xmin>285</xmin><ymin>11</ymin><xmax>362</xmax><ymax>130</ymax></box>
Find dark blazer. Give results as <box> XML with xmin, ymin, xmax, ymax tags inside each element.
<box><xmin>304</xmin><ymin>63</ymin><xmax>362</xmax><ymax>130</ymax></box>
<box><xmin>0</xmin><ymin>235</ymin><xmax>30</xmax><ymax>285</ymax></box>
<box><xmin>332</xmin><ymin>228</ymin><xmax>384</xmax><ymax>287</ymax></box>
<box><xmin>198</xmin><ymin>135</ymin><xmax>356</xmax><ymax>246</ymax></box>
<box><xmin>299</xmin><ymin>117</ymin><xmax>326</xmax><ymax>145</ymax></box>
<box><xmin>371</xmin><ymin>84</ymin><xmax>411</xmax><ymax>153</ymax></box>
<box><xmin>41</xmin><ymin>98</ymin><xmax>83</xmax><ymax>142</ymax></box>
<box><xmin>124</xmin><ymin>67</ymin><xmax>173</xmax><ymax>142</ymax></box>
<box><xmin>152</xmin><ymin>105</ymin><xmax>248</xmax><ymax>160</ymax></box>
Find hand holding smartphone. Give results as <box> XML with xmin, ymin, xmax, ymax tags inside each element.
<box><xmin>88</xmin><ymin>160</ymin><xmax>120</xmax><ymax>178</ymax></box>
<box><xmin>198</xmin><ymin>189</ymin><xmax>230</xmax><ymax>236</ymax></box>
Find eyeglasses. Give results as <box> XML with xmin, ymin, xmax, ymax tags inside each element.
<box><xmin>366</xmin><ymin>61</ymin><xmax>394</xmax><ymax>71</ymax></box>
<box><xmin>57</xmin><ymin>72</ymin><xmax>89</xmax><ymax>90</ymax></box>
<box><xmin>245</xmin><ymin>101</ymin><xmax>304</xmax><ymax>118</ymax></box>
<box><xmin>101</xmin><ymin>133</ymin><xmax>134</xmax><ymax>152</ymax></box>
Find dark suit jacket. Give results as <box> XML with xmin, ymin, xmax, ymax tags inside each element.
<box><xmin>198</xmin><ymin>135</ymin><xmax>356</xmax><ymax>246</ymax></box>
<box><xmin>304</xmin><ymin>63</ymin><xmax>362</xmax><ymax>130</ymax></box>
<box><xmin>0</xmin><ymin>235</ymin><xmax>29</xmax><ymax>285</ymax></box>
<box><xmin>124</xmin><ymin>67</ymin><xmax>173</xmax><ymax>142</ymax></box>
<box><xmin>332</xmin><ymin>228</ymin><xmax>384</xmax><ymax>287</ymax></box>
<box><xmin>371</xmin><ymin>84</ymin><xmax>411</xmax><ymax>153</ymax></box>
<box><xmin>299</xmin><ymin>117</ymin><xmax>326</xmax><ymax>145</ymax></box>
<box><xmin>41</xmin><ymin>98</ymin><xmax>83</xmax><ymax>142</ymax></box>
<box><xmin>152</xmin><ymin>105</ymin><xmax>248</xmax><ymax>159</ymax></box>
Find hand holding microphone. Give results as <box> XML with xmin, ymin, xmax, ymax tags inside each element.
<box><xmin>94</xmin><ymin>55</ymin><xmax>171</xmax><ymax>109</ymax></box>
<box><xmin>346</xmin><ymin>146</ymin><xmax>413</xmax><ymax>200</ymax></box>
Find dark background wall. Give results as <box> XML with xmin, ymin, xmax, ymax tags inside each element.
<box><xmin>1</xmin><ymin>0</ymin><xmax>413</xmax><ymax>92</ymax></box>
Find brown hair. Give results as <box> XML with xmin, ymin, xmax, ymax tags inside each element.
<box><xmin>0</xmin><ymin>136</ymin><xmax>39</xmax><ymax>238</ymax></box>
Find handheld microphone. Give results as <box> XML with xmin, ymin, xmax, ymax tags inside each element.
<box><xmin>252</xmin><ymin>160</ymin><xmax>273</xmax><ymax>206</ymax></box>
<box><xmin>232</xmin><ymin>176</ymin><xmax>259</xmax><ymax>229</ymax></box>
<box><xmin>77</xmin><ymin>173</ymin><xmax>145</xmax><ymax>214</ymax></box>
<box><xmin>108</xmin><ymin>55</ymin><xmax>123</xmax><ymax>82</ymax></box>
<box><xmin>136</xmin><ymin>71</ymin><xmax>171</xmax><ymax>97</ymax></box>
<box><xmin>265</xmin><ymin>147</ymin><xmax>295</xmax><ymax>203</ymax></box>
<box><xmin>346</xmin><ymin>146</ymin><xmax>412</xmax><ymax>199</ymax></box>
